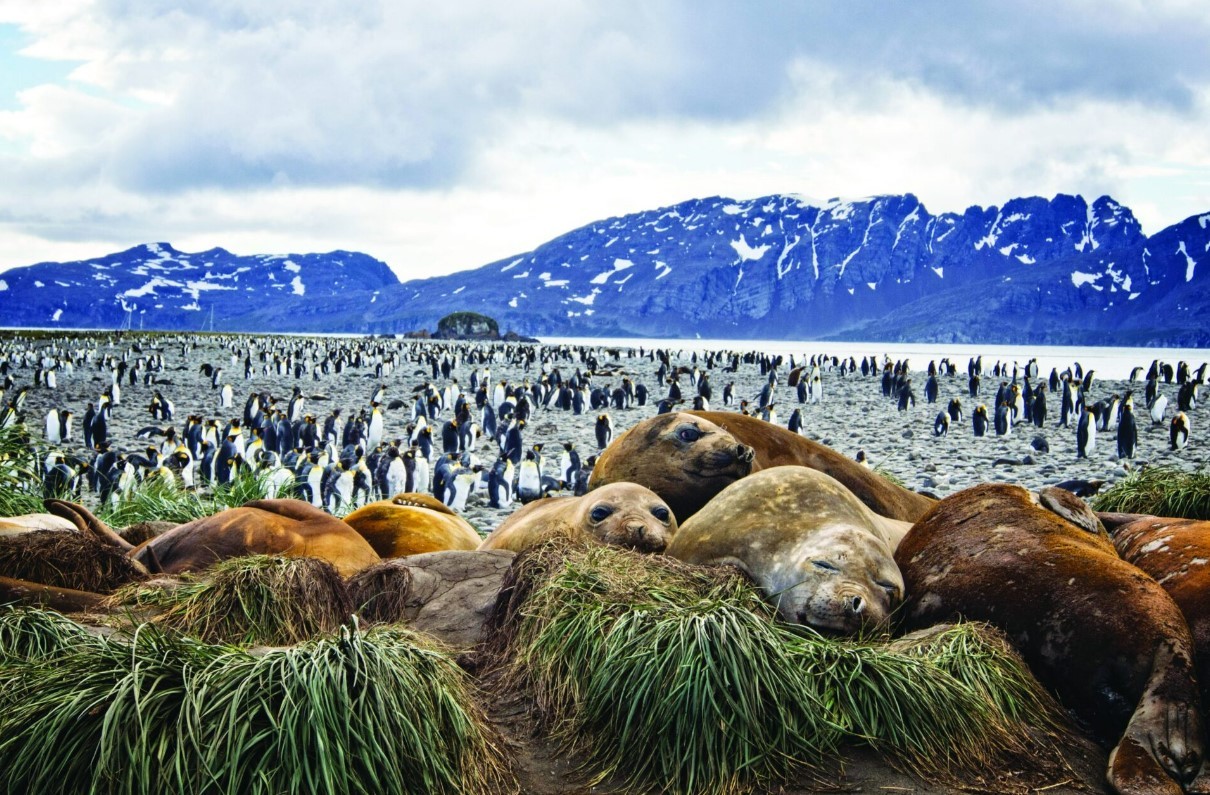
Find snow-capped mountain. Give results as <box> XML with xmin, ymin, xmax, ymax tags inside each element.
<box><xmin>1</xmin><ymin>194</ymin><xmax>1206</xmax><ymax>345</ymax></box>
<box><xmin>0</xmin><ymin>242</ymin><xmax>396</xmax><ymax>330</ymax></box>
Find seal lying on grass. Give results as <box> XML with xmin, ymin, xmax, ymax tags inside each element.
<box><xmin>668</xmin><ymin>466</ymin><xmax>909</xmax><ymax>635</ymax></box>
<box><xmin>896</xmin><ymin>484</ymin><xmax>1208</xmax><ymax>795</ymax></box>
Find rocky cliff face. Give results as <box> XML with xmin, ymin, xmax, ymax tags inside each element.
<box><xmin>1</xmin><ymin>194</ymin><xmax>1206</xmax><ymax>345</ymax></box>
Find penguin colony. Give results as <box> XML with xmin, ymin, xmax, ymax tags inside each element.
<box><xmin>1</xmin><ymin>332</ymin><xmax>1205</xmax><ymax>531</ymax></box>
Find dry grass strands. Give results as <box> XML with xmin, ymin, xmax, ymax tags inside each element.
<box><xmin>0</xmin><ymin>528</ymin><xmax>147</xmax><ymax>592</ymax></box>
<box><xmin>109</xmin><ymin>555</ymin><xmax>353</xmax><ymax>646</ymax></box>
<box><xmin>347</xmin><ymin>559</ymin><xmax>415</xmax><ymax>624</ymax></box>
<box><xmin>0</xmin><ymin>616</ymin><xmax>510</xmax><ymax>795</ymax></box>
<box><xmin>489</xmin><ymin>543</ymin><xmax>1079</xmax><ymax>795</ymax></box>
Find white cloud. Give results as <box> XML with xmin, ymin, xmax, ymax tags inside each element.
<box><xmin>0</xmin><ymin>2</ymin><xmax>1208</xmax><ymax>278</ymax></box>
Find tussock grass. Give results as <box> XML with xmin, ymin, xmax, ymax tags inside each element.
<box><xmin>347</xmin><ymin>559</ymin><xmax>415</xmax><ymax>624</ymax></box>
<box><xmin>0</xmin><ymin>614</ymin><xmax>509</xmax><ymax>795</ymax></box>
<box><xmin>109</xmin><ymin>555</ymin><xmax>352</xmax><ymax>646</ymax></box>
<box><xmin>0</xmin><ymin>529</ymin><xmax>147</xmax><ymax>593</ymax></box>
<box><xmin>1091</xmin><ymin>465</ymin><xmax>1210</xmax><ymax>519</ymax></box>
<box><xmin>0</xmin><ymin>422</ymin><xmax>44</xmax><ymax>516</ymax></box>
<box><xmin>0</xmin><ymin>606</ymin><xmax>102</xmax><ymax>663</ymax></box>
<box><xmin>491</xmin><ymin>543</ymin><xmax>1076</xmax><ymax>795</ymax></box>
<box><xmin>100</xmin><ymin>469</ymin><xmax>299</xmax><ymax>527</ymax></box>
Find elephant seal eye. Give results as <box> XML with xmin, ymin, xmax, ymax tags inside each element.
<box><xmin>590</xmin><ymin>505</ymin><xmax>614</xmax><ymax>522</ymax></box>
<box><xmin>813</xmin><ymin>560</ymin><xmax>839</xmax><ymax>572</ymax></box>
<box><xmin>651</xmin><ymin>506</ymin><xmax>671</xmax><ymax>522</ymax></box>
<box><xmin>676</xmin><ymin>426</ymin><xmax>701</xmax><ymax>443</ymax></box>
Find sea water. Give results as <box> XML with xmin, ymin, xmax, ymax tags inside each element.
<box><xmin>541</xmin><ymin>337</ymin><xmax>1210</xmax><ymax>381</ymax></box>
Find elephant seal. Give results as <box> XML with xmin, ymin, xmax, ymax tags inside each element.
<box><xmin>48</xmin><ymin>499</ymin><xmax>380</xmax><ymax>578</ymax></box>
<box><xmin>1113</xmin><ymin>517</ymin><xmax>1210</xmax><ymax>714</ymax></box>
<box><xmin>479</xmin><ymin>482</ymin><xmax>677</xmax><ymax>554</ymax></box>
<box><xmin>0</xmin><ymin>513</ymin><xmax>77</xmax><ymax>536</ymax></box>
<box><xmin>343</xmin><ymin>493</ymin><xmax>481</xmax><ymax>558</ymax></box>
<box><xmin>688</xmin><ymin>411</ymin><xmax>935</xmax><ymax>522</ymax></box>
<box><xmin>587</xmin><ymin>412</ymin><xmax>755</xmax><ymax>522</ymax></box>
<box><xmin>667</xmin><ymin>466</ymin><xmax>908</xmax><ymax>634</ymax></box>
<box><xmin>896</xmin><ymin>484</ymin><xmax>1207</xmax><ymax>795</ymax></box>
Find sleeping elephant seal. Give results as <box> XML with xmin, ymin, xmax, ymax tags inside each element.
<box><xmin>343</xmin><ymin>493</ymin><xmax>481</xmax><ymax>558</ymax></box>
<box><xmin>896</xmin><ymin>484</ymin><xmax>1207</xmax><ymax>795</ymax></box>
<box><xmin>668</xmin><ymin>466</ymin><xmax>908</xmax><ymax>634</ymax></box>
<box><xmin>1113</xmin><ymin>517</ymin><xmax>1210</xmax><ymax>716</ymax></box>
<box><xmin>48</xmin><ymin>499</ymin><xmax>380</xmax><ymax>578</ymax></box>
<box><xmin>688</xmin><ymin>411</ymin><xmax>935</xmax><ymax>522</ymax></box>
<box><xmin>587</xmin><ymin>412</ymin><xmax>755</xmax><ymax>522</ymax></box>
<box><xmin>479</xmin><ymin>482</ymin><xmax>676</xmax><ymax>554</ymax></box>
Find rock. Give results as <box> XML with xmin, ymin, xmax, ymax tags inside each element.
<box><xmin>434</xmin><ymin>311</ymin><xmax>500</xmax><ymax>340</ymax></box>
<box><xmin>349</xmin><ymin>550</ymin><xmax>515</xmax><ymax>649</ymax></box>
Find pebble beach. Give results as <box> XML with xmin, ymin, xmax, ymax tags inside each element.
<box><xmin>5</xmin><ymin>331</ymin><xmax>1206</xmax><ymax>532</ymax></box>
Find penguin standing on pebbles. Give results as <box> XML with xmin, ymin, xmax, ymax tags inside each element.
<box><xmin>1117</xmin><ymin>403</ymin><xmax>1138</xmax><ymax>459</ymax></box>
<box><xmin>972</xmin><ymin>405</ymin><xmax>989</xmax><ymax>437</ymax></box>
<box><xmin>933</xmin><ymin>410</ymin><xmax>949</xmax><ymax>437</ymax></box>
<box><xmin>1171</xmin><ymin>412</ymin><xmax>1190</xmax><ymax>451</ymax></box>
<box><xmin>1077</xmin><ymin>408</ymin><xmax>1097</xmax><ymax>459</ymax></box>
<box><xmin>595</xmin><ymin>413</ymin><xmax>613</xmax><ymax>450</ymax></box>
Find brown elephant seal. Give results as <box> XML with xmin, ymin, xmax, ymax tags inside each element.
<box><xmin>688</xmin><ymin>411</ymin><xmax>935</xmax><ymax>522</ymax></box>
<box><xmin>1113</xmin><ymin>517</ymin><xmax>1210</xmax><ymax>716</ymax></box>
<box><xmin>896</xmin><ymin>484</ymin><xmax>1207</xmax><ymax>795</ymax></box>
<box><xmin>480</xmin><ymin>482</ymin><xmax>677</xmax><ymax>554</ymax></box>
<box><xmin>587</xmin><ymin>412</ymin><xmax>754</xmax><ymax>522</ymax></box>
<box><xmin>668</xmin><ymin>466</ymin><xmax>908</xmax><ymax>634</ymax></box>
<box><xmin>48</xmin><ymin>498</ymin><xmax>380</xmax><ymax>578</ymax></box>
<box><xmin>343</xmin><ymin>493</ymin><xmax>481</xmax><ymax>558</ymax></box>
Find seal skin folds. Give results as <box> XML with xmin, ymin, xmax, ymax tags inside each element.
<box><xmin>343</xmin><ymin>493</ymin><xmax>482</xmax><ymax>558</ymax></box>
<box><xmin>896</xmin><ymin>484</ymin><xmax>1206</xmax><ymax>795</ymax></box>
<box><xmin>588</xmin><ymin>412</ymin><xmax>755</xmax><ymax>522</ymax></box>
<box><xmin>668</xmin><ymin>466</ymin><xmax>903</xmax><ymax>635</ymax></box>
<box><xmin>479</xmin><ymin>482</ymin><xmax>677</xmax><ymax>554</ymax></box>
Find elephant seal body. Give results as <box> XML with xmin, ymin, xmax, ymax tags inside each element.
<box><xmin>896</xmin><ymin>484</ymin><xmax>1206</xmax><ymax>795</ymax></box>
<box><xmin>668</xmin><ymin>466</ymin><xmax>905</xmax><ymax>634</ymax></box>
<box><xmin>1114</xmin><ymin>517</ymin><xmax>1210</xmax><ymax>714</ymax></box>
<box><xmin>0</xmin><ymin>513</ymin><xmax>77</xmax><ymax>536</ymax></box>
<box><xmin>480</xmin><ymin>482</ymin><xmax>676</xmax><ymax>554</ymax></box>
<box><xmin>688</xmin><ymin>411</ymin><xmax>934</xmax><ymax>522</ymax></box>
<box><xmin>587</xmin><ymin>412</ymin><xmax>755</xmax><ymax>522</ymax></box>
<box><xmin>343</xmin><ymin>493</ymin><xmax>481</xmax><ymax>558</ymax></box>
<box><xmin>130</xmin><ymin>499</ymin><xmax>380</xmax><ymax>577</ymax></box>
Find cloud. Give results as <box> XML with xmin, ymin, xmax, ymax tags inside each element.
<box><xmin>0</xmin><ymin>1</ymin><xmax>1208</xmax><ymax>277</ymax></box>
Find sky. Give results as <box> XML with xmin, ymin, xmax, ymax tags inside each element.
<box><xmin>0</xmin><ymin>0</ymin><xmax>1208</xmax><ymax>281</ymax></box>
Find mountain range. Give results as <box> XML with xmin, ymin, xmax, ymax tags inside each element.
<box><xmin>1</xmin><ymin>193</ymin><xmax>1207</xmax><ymax>345</ymax></box>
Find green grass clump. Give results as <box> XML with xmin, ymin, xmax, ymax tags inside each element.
<box><xmin>0</xmin><ymin>607</ymin><xmax>103</xmax><ymax>663</ymax></box>
<box><xmin>0</xmin><ymin>615</ymin><xmax>508</xmax><ymax>795</ymax></box>
<box><xmin>100</xmin><ymin>469</ymin><xmax>299</xmax><ymax>527</ymax></box>
<box><xmin>0</xmin><ymin>422</ymin><xmax>45</xmax><ymax>516</ymax></box>
<box><xmin>1091</xmin><ymin>465</ymin><xmax>1210</xmax><ymax>519</ymax></box>
<box><xmin>109</xmin><ymin>555</ymin><xmax>353</xmax><ymax>646</ymax></box>
<box><xmin>493</xmin><ymin>543</ymin><xmax>1074</xmax><ymax>795</ymax></box>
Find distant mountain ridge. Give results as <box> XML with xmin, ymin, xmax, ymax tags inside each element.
<box><xmin>1</xmin><ymin>193</ymin><xmax>1207</xmax><ymax>345</ymax></box>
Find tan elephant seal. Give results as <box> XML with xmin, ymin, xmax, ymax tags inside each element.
<box><xmin>343</xmin><ymin>493</ymin><xmax>481</xmax><ymax>558</ymax></box>
<box><xmin>667</xmin><ymin>466</ymin><xmax>909</xmax><ymax>634</ymax></box>
<box><xmin>896</xmin><ymin>483</ymin><xmax>1208</xmax><ymax>795</ymax></box>
<box><xmin>587</xmin><ymin>412</ymin><xmax>755</xmax><ymax>522</ymax></box>
<box><xmin>479</xmin><ymin>482</ymin><xmax>677</xmax><ymax>554</ymax></box>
